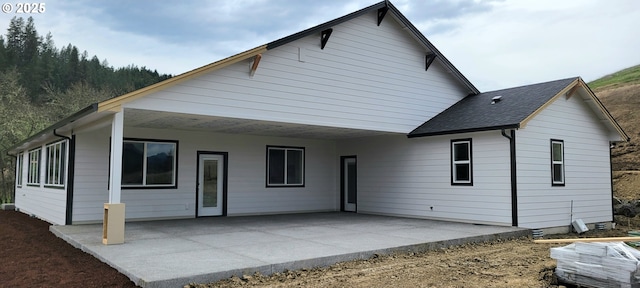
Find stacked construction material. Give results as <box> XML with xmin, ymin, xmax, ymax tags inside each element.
<box><xmin>550</xmin><ymin>242</ymin><xmax>640</xmax><ymax>288</ymax></box>
<box><xmin>629</xmin><ymin>231</ymin><xmax>640</xmax><ymax>247</ymax></box>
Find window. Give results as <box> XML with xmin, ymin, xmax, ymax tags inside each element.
<box><xmin>451</xmin><ymin>139</ymin><xmax>472</xmax><ymax>185</ymax></box>
<box><xmin>27</xmin><ymin>148</ymin><xmax>41</xmax><ymax>185</ymax></box>
<box><xmin>551</xmin><ymin>139</ymin><xmax>565</xmax><ymax>186</ymax></box>
<box><xmin>267</xmin><ymin>146</ymin><xmax>304</xmax><ymax>187</ymax></box>
<box><xmin>45</xmin><ymin>140</ymin><xmax>67</xmax><ymax>187</ymax></box>
<box><xmin>16</xmin><ymin>152</ymin><xmax>23</xmax><ymax>187</ymax></box>
<box><xmin>122</xmin><ymin>139</ymin><xmax>177</xmax><ymax>188</ymax></box>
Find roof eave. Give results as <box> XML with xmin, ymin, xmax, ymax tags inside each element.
<box><xmin>98</xmin><ymin>45</ymin><xmax>267</xmax><ymax>112</ymax></box>
<box><xmin>407</xmin><ymin>124</ymin><xmax>520</xmax><ymax>138</ymax></box>
<box><xmin>6</xmin><ymin>103</ymin><xmax>99</xmax><ymax>155</ymax></box>
<box><xmin>581</xmin><ymin>79</ymin><xmax>630</xmax><ymax>142</ymax></box>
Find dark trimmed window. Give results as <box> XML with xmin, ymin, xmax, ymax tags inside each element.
<box><xmin>27</xmin><ymin>148</ymin><xmax>41</xmax><ymax>185</ymax></box>
<box><xmin>45</xmin><ymin>140</ymin><xmax>67</xmax><ymax>187</ymax></box>
<box><xmin>122</xmin><ymin>140</ymin><xmax>177</xmax><ymax>188</ymax></box>
<box><xmin>267</xmin><ymin>146</ymin><xmax>304</xmax><ymax>187</ymax></box>
<box><xmin>551</xmin><ymin>139</ymin><xmax>565</xmax><ymax>186</ymax></box>
<box><xmin>16</xmin><ymin>152</ymin><xmax>23</xmax><ymax>187</ymax></box>
<box><xmin>451</xmin><ymin>139</ymin><xmax>472</xmax><ymax>185</ymax></box>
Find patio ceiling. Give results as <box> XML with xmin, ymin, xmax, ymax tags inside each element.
<box><xmin>124</xmin><ymin>108</ymin><xmax>396</xmax><ymax>139</ymax></box>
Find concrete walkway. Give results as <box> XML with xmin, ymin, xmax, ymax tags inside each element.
<box><xmin>51</xmin><ymin>213</ymin><xmax>528</xmax><ymax>288</ymax></box>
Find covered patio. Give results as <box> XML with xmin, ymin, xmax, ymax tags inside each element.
<box><xmin>50</xmin><ymin>212</ymin><xmax>528</xmax><ymax>288</ymax></box>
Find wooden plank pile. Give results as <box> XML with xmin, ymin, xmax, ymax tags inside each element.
<box><xmin>550</xmin><ymin>242</ymin><xmax>640</xmax><ymax>288</ymax></box>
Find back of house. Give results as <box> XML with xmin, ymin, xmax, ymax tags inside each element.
<box><xmin>9</xmin><ymin>1</ymin><xmax>627</xmax><ymax>234</ymax></box>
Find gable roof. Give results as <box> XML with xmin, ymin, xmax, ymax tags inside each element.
<box><xmin>408</xmin><ymin>77</ymin><xmax>630</xmax><ymax>141</ymax></box>
<box><xmin>7</xmin><ymin>0</ymin><xmax>480</xmax><ymax>154</ymax></box>
<box><xmin>98</xmin><ymin>1</ymin><xmax>478</xmax><ymax>112</ymax></box>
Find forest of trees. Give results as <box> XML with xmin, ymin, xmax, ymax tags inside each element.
<box><xmin>0</xmin><ymin>16</ymin><xmax>172</xmax><ymax>203</ymax></box>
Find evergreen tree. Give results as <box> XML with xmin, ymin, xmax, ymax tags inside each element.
<box><xmin>5</xmin><ymin>17</ymin><xmax>24</xmax><ymax>67</ymax></box>
<box><xmin>0</xmin><ymin>16</ymin><xmax>172</xmax><ymax>202</ymax></box>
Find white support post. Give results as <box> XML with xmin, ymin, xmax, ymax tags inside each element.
<box><xmin>104</xmin><ymin>110</ymin><xmax>125</xmax><ymax>245</ymax></box>
<box><xmin>108</xmin><ymin>111</ymin><xmax>123</xmax><ymax>204</ymax></box>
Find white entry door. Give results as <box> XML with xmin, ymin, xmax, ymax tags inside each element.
<box><xmin>197</xmin><ymin>154</ymin><xmax>224</xmax><ymax>216</ymax></box>
<box><xmin>342</xmin><ymin>157</ymin><xmax>357</xmax><ymax>212</ymax></box>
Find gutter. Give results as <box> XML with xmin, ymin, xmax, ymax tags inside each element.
<box><xmin>609</xmin><ymin>142</ymin><xmax>615</xmax><ymax>222</ymax></box>
<box><xmin>407</xmin><ymin>124</ymin><xmax>519</xmax><ymax>138</ymax></box>
<box><xmin>501</xmin><ymin>129</ymin><xmax>518</xmax><ymax>227</ymax></box>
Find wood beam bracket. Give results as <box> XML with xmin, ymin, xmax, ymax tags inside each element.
<box><xmin>377</xmin><ymin>6</ymin><xmax>389</xmax><ymax>26</ymax></box>
<box><xmin>565</xmin><ymin>83</ymin><xmax>580</xmax><ymax>100</ymax></box>
<box><xmin>321</xmin><ymin>28</ymin><xmax>333</xmax><ymax>50</ymax></box>
<box><xmin>250</xmin><ymin>54</ymin><xmax>262</xmax><ymax>77</ymax></box>
<box><xmin>425</xmin><ymin>52</ymin><xmax>437</xmax><ymax>71</ymax></box>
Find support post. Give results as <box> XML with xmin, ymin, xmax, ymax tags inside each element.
<box><xmin>103</xmin><ymin>110</ymin><xmax>125</xmax><ymax>245</ymax></box>
<box><xmin>109</xmin><ymin>111</ymin><xmax>123</xmax><ymax>204</ymax></box>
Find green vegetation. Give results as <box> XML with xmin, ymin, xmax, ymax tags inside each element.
<box><xmin>0</xmin><ymin>16</ymin><xmax>171</xmax><ymax>203</ymax></box>
<box><xmin>588</xmin><ymin>64</ymin><xmax>640</xmax><ymax>90</ymax></box>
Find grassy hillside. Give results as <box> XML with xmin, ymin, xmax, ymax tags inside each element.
<box><xmin>589</xmin><ymin>64</ymin><xmax>640</xmax><ymax>90</ymax></box>
<box><xmin>589</xmin><ymin>64</ymin><xmax>640</xmax><ymax>200</ymax></box>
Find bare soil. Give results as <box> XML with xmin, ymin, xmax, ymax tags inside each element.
<box><xmin>0</xmin><ymin>210</ymin><xmax>137</xmax><ymax>287</ymax></box>
<box><xmin>613</xmin><ymin>170</ymin><xmax>640</xmax><ymax>200</ymax></box>
<box><xmin>187</xmin><ymin>220</ymin><xmax>632</xmax><ymax>288</ymax></box>
<box><xmin>597</xmin><ymin>84</ymin><xmax>640</xmax><ymax>171</ymax></box>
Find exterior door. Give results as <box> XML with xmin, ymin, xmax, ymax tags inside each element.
<box><xmin>197</xmin><ymin>153</ymin><xmax>225</xmax><ymax>216</ymax></box>
<box><xmin>341</xmin><ymin>156</ymin><xmax>357</xmax><ymax>212</ymax></box>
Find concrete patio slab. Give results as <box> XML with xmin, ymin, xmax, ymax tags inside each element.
<box><xmin>50</xmin><ymin>212</ymin><xmax>529</xmax><ymax>288</ymax></box>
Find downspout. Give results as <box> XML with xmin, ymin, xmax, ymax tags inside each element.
<box><xmin>501</xmin><ymin>129</ymin><xmax>518</xmax><ymax>227</ymax></box>
<box><xmin>53</xmin><ymin>129</ymin><xmax>75</xmax><ymax>225</ymax></box>
<box><xmin>609</xmin><ymin>141</ymin><xmax>615</xmax><ymax>222</ymax></box>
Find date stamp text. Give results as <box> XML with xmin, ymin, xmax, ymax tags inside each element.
<box><xmin>2</xmin><ymin>3</ymin><xmax>46</xmax><ymax>14</ymax></box>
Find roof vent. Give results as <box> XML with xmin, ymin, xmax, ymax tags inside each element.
<box><xmin>491</xmin><ymin>95</ymin><xmax>502</xmax><ymax>104</ymax></box>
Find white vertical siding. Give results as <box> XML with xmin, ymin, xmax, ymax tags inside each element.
<box><xmin>14</xmin><ymin>142</ymin><xmax>68</xmax><ymax>225</ymax></box>
<box><xmin>517</xmin><ymin>94</ymin><xmax>614</xmax><ymax>229</ymax></box>
<box><xmin>124</xmin><ymin>11</ymin><xmax>468</xmax><ymax>133</ymax></box>
<box><xmin>338</xmin><ymin>131</ymin><xmax>513</xmax><ymax>226</ymax></box>
<box><xmin>71</xmin><ymin>126</ymin><xmax>337</xmax><ymax>223</ymax></box>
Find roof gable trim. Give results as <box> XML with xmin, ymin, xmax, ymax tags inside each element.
<box><xmin>98</xmin><ymin>45</ymin><xmax>267</xmax><ymax>112</ymax></box>
<box><xmin>518</xmin><ymin>78</ymin><xmax>580</xmax><ymax>128</ymax></box>
<box><xmin>519</xmin><ymin>78</ymin><xmax>629</xmax><ymax>142</ymax></box>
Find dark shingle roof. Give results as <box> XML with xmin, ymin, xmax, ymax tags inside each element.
<box><xmin>408</xmin><ymin>77</ymin><xmax>579</xmax><ymax>137</ymax></box>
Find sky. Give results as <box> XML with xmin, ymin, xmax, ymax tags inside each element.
<box><xmin>1</xmin><ymin>0</ymin><xmax>639</xmax><ymax>91</ymax></box>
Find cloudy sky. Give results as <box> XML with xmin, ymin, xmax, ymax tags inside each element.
<box><xmin>1</xmin><ymin>0</ymin><xmax>639</xmax><ymax>91</ymax></box>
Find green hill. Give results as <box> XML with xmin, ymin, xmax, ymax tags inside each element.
<box><xmin>589</xmin><ymin>64</ymin><xmax>640</xmax><ymax>91</ymax></box>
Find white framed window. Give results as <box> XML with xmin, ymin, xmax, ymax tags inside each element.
<box><xmin>45</xmin><ymin>140</ymin><xmax>67</xmax><ymax>187</ymax></box>
<box><xmin>122</xmin><ymin>139</ymin><xmax>178</xmax><ymax>188</ymax></box>
<box><xmin>16</xmin><ymin>152</ymin><xmax>23</xmax><ymax>187</ymax></box>
<box><xmin>266</xmin><ymin>146</ymin><xmax>304</xmax><ymax>187</ymax></box>
<box><xmin>27</xmin><ymin>148</ymin><xmax>41</xmax><ymax>185</ymax></box>
<box><xmin>451</xmin><ymin>139</ymin><xmax>472</xmax><ymax>185</ymax></box>
<box><xmin>551</xmin><ymin>139</ymin><xmax>565</xmax><ymax>186</ymax></box>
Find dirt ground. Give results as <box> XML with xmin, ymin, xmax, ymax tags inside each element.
<box><xmin>0</xmin><ymin>210</ymin><xmax>137</xmax><ymax>287</ymax></box>
<box><xmin>1</xmin><ymin>209</ymin><xmax>636</xmax><ymax>288</ymax></box>
<box><xmin>613</xmin><ymin>170</ymin><xmax>640</xmax><ymax>200</ymax></box>
<box><xmin>187</xmin><ymin>220</ymin><xmax>632</xmax><ymax>288</ymax></box>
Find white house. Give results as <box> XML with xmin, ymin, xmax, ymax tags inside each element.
<box><xmin>8</xmin><ymin>1</ymin><xmax>628</xmax><ymax>235</ymax></box>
